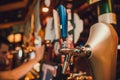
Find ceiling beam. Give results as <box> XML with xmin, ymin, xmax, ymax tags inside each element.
<box><xmin>0</xmin><ymin>0</ymin><xmax>28</xmax><ymax>12</ymax></box>
<box><xmin>0</xmin><ymin>0</ymin><xmax>37</xmax><ymax>29</ymax></box>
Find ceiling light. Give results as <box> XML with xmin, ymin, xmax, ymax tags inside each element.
<box><xmin>42</xmin><ymin>7</ymin><xmax>49</xmax><ymax>13</ymax></box>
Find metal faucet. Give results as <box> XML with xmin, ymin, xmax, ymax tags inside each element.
<box><xmin>59</xmin><ymin>45</ymin><xmax>92</xmax><ymax>74</ymax></box>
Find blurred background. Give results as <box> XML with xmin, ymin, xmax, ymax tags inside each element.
<box><xmin>0</xmin><ymin>0</ymin><xmax>120</xmax><ymax>80</ymax></box>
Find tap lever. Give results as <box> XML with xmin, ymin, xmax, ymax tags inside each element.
<box><xmin>59</xmin><ymin>45</ymin><xmax>91</xmax><ymax>58</ymax></box>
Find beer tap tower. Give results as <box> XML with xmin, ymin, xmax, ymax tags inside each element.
<box><xmin>57</xmin><ymin>4</ymin><xmax>69</xmax><ymax>74</ymax></box>
<box><xmin>58</xmin><ymin>0</ymin><xmax>118</xmax><ymax>80</ymax></box>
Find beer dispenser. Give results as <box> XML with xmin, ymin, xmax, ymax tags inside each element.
<box><xmin>59</xmin><ymin>0</ymin><xmax>118</xmax><ymax>80</ymax></box>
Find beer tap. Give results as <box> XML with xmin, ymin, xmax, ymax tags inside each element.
<box><xmin>59</xmin><ymin>45</ymin><xmax>92</xmax><ymax>74</ymax></box>
<box><xmin>57</xmin><ymin>4</ymin><xmax>69</xmax><ymax>74</ymax></box>
<box><xmin>59</xmin><ymin>45</ymin><xmax>92</xmax><ymax>58</ymax></box>
<box><xmin>58</xmin><ymin>4</ymin><xmax>92</xmax><ymax>74</ymax></box>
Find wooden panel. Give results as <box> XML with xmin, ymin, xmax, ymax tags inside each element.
<box><xmin>0</xmin><ymin>0</ymin><xmax>37</xmax><ymax>29</ymax></box>
<box><xmin>0</xmin><ymin>0</ymin><xmax>28</xmax><ymax>12</ymax></box>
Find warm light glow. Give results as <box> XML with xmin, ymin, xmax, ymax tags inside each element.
<box><xmin>18</xmin><ymin>49</ymin><xmax>23</xmax><ymax>58</ymax></box>
<box><xmin>15</xmin><ymin>33</ymin><xmax>22</xmax><ymax>42</ymax></box>
<box><xmin>42</xmin><ymin>7</ymin><xmax>49</xmax><ymax>12</ymax></box>
<box><xmin>7</xmin><ymin>34</ymin><xmax>14</xmax><ymax>43</ymax></box>
<box><xmin>7</xmin><ymin>33</ymin><xmax>22</xmax><ymax>43</ymax></box>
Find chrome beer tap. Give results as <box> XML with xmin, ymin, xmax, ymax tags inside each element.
<box><xmin>59</xmin><ymin>45</ymin><xmax>92</xmax><ymax>74</ymax></box>
<box><xmin>59</xmin><ymin>45</ymin><xmax>92</xmax><ymax>57</ymax></box>
<box><xmin>57</xmin><ymin>4</ymin><xmax>68</xmax><ymax>74</ymax></box>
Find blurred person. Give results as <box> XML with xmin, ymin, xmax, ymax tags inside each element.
<box><xmin>0</xmin><ymin>36</ymin><xmax>45</xmax><ymax>80</ymax></box>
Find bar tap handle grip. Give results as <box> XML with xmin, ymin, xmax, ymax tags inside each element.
<box><xmin>62</xmin><ymin>53</ymin><xmax>72</xmax><ymax>74</ymax></box>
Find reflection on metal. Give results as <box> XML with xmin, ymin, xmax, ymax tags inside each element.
<box><xmin>59</xmin><ymin>45</ymin><xmax>92</xmax><ymax>74</ymax></box>
<box><xmin>98</xmin><ymin>13</ymin><xmax>117</xmax><ymax>24</ymax></box>
<box><xmin>67</xmin><ymin>72</ymin><xmax>93</xmax><ymax>80</ymax></box>
<box><xmin>86</xmin><ymin>22</ymin><xmax>118</xmax><ymax>80</ymax></box>
<box><xmin>59</xmin><ymin>22</ymin><xmax>118</xmax><ymax>80</ymax></box>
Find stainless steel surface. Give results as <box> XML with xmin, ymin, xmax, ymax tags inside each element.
<box><xmin>62</xmin><ymin>52</ymin><xmax>73</xmax><ymax>74</ymax></box>
<box><xmin>85</xmin><ymin>22</ymin><xmax>118</xmax><ymax>80</ymax></box>
<box><xmin>62</xmin><ymin>60</ymin><xmax>69</xmax><ymax>74</ymax></box>
<box><xmin>60</xmin><ymin>46</ymin><xmax>92</xmax><ymax>74</ymax></box>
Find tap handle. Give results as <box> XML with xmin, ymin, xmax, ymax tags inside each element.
<box><xmin>62</xmin><ymin>53</ymin><xmax>72</xmax><ymax>74</ymax></box>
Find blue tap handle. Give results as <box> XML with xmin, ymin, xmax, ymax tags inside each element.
<box><xmin>57</xmin><ymin>5</ymin><xmax>68</xmax><ymax>39</ymax></box>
